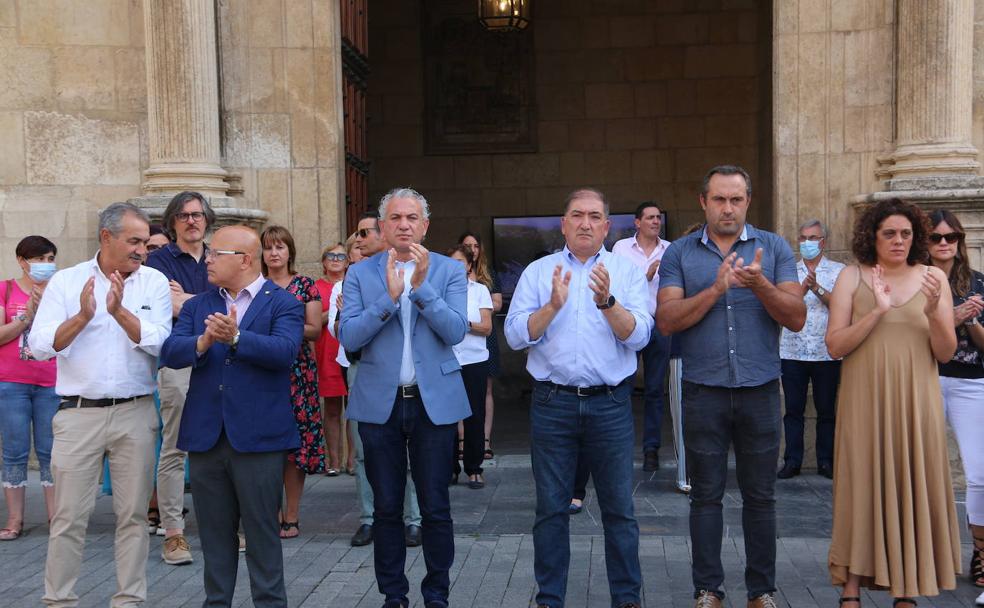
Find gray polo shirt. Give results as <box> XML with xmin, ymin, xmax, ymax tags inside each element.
<box><xmin>658</xmin><ymin>223</ymin><xmax>799</xmax><ymax>388</ymax></box>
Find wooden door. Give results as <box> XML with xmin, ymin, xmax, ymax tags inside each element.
<box><xmin>341</xmin><ymin>0</ymin><xmax>369</xmax><ymax>234</ymax></box>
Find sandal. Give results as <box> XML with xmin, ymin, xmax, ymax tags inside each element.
<box><xmin>838</xmin><ymin>597</ymin><xmax>860</xmax><ymax>607</ymax></box>
<box><xmin>147</xmin><ymin>507</ymin><xmax>161</xmax><ymax>535</ymax></box>
<box><xmin>484</xmin><ymin>437</ymin><xmax>494</xmax><ymax>460</ymax></box>
<box><xmin>325</xmin><ymin>468</ymin><xmax>339</xmax><ymax>477</ymax></box>
<box><xmin>972</xmin><ymin>535</ymin><xmax>984</xmax><ymax>587</ymax></box>
<box><xmin>0</xmin><ymin>525</ymin><xmax>22</xmax><ymax>541</ymax></box>
<box><xmin>279</xmin><ymin>521</ymin><xmax>299</xmax><ymax>539</ymax></box>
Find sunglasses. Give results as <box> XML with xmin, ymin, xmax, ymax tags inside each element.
<box><xmin>357</xmin><ymin>228</ymin><xmax>378</xmax><ymax>238</ymax></box>
<box><xmin>929</xmin><ymin>232</ymin><xmax>964</xmax><ymax>244</ymax></box>
<box><xmin>323</xmin><ymin>252</ymin><xmax>347</xmax><ymax>262</ymax></box>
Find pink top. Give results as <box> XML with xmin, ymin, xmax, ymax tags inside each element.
<box><xmin>0</xmin><ymin>279</ymin><xmax>57</xmax><ymax>386</ymax></box>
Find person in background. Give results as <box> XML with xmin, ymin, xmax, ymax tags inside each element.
<box><xmin>0</xmin><ymin>236</ymin><xmax>59</xmax><ymax>541</ymax></box>
<box><xmin>314</xmin><ymin>242</ymin><xmax>351</xmax><ymax>476</ymax></box>
<box><xmin>926</xmin><ymin>209</ymin><xmax>984</xmax><ymax>589</ymax></box>
<box><xmin>147</xmin><ymin>224</ymin><xmax>170</xmax><ymax>252</ymax></box>
<box><xmin>260</xmin><ymin>225</ymin><xmax>326</xmax><ymax>539</ymax></box>
<box><xmin>777</xmin><ymin>219</ymin><xmax>844</xmax><ymax>480</ymax></box>
<box><xmin>826</xmin><ymin>198</ymin><xmax>959</xmax><ymax>607</ymax></box>
<box><xmin>612</xmin><ymin>202</ymin><xmax>672</xmax><ymax>472</ymax></box>
<box><xmin>458</xmin><ymin>232</ymin><xmax>501</xmax><ymax>460</ymax></box>
<box><xmin>447</xmin><ymin>245</ymin><xmax>493</xmax><ymax>489</ymax></box>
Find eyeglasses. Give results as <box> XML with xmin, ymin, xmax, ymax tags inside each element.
<box><xmin>322</xmin><ymin>252</ymin><xmax>347</xmax><ymax>262</ymax></box>
<box><xmin>929</xmin><ymin>232</ymin><xmax>964</xmax><ymax>244</ymax></box>
<box><xmin>797</xmin><ymin>235</ymin><xmax>823</xmax><ymax>242</ymax></box>
<box><xmin>205</xmin><ymin>249</ymin><xmax>246</xmax><ymax>259</ymax></box>
<box><xmin>357</xmin><ymin>227</ymin><xmax>378</xmax><ymax>238</ymax></box>
<box><xmin>176</xmin><ymin>212</ymin><xmax>206</xmax><ymax>223</ymax></box>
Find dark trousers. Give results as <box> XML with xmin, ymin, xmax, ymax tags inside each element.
<box><xmin>683</xmin><ymin>380</ymin><xmax>780</xmax><ymax>600</ymax></box>
<box><xmin>779</xmin><ymin>359</ymin><xmax>840</xmax><ymax>468</ymax></box>
<box><xmin>360</xmin><ymin>393</ymin><xmax>457</xmax><ymax>606</ymax></box>
<box><xmin>188</xmin><ymin>432</ymin><xmax>287</xmax><ymax>608</ymax></box>
<box><xmin>573</xmin><ymin>451</ymin><xmax>590</xmax><ymax>502</ymax></box>
<box><xmin>452</xmin><ymin>360</ymin><xmax>490</xmax><ymax>476</ymax></box>
<box><xmin>641</xmin><ymin>328</ymin><xmax>672</xmax><ymax>451</ymax></box>
<box><xmin>530</xmin><ymin>380</ymin><xmax>641</xmax><ymax>608</ymax></box>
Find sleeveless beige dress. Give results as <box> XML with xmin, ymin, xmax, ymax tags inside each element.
<box><xmin>828</xmin><ymin>271</ymin><xmax>961</xmax><ymax>597</ymax></box>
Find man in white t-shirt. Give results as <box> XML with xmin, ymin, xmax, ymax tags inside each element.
<box><xmin>612</xmin><ymin>202</ymin><xmax>671</xmax><ymax>472</ymax></box>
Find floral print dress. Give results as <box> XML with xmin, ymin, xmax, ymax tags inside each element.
<box><xmin>285</xmin><ymin>274</ymin><xmax>327</xmax><ymax>474</ymax></box>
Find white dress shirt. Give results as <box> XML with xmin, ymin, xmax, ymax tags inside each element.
<box><xmin>505</xmin><ymin>246</ymin><xmax>653</xmax><ymax>387</ymax></box>
<box><xmin>611</xmin><ymin>234</ymin><xmax>671</xmax><ymax>316</ymax></box>
<box><xmin>29</xmin><ymin>253</ymin><xmax>172</xmax><ymax>399</ymax></box>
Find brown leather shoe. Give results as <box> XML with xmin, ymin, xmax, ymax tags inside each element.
<box><xmin>748</xmin><ymin>593</ymin><xmax>779</xmax><ymax>608</ymax></box>
<box><xmin>695</xmin><ymin>590</ymin><xmax>722</xmax><ymax>608</ymax></box>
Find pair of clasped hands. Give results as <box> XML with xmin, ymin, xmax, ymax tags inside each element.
<box><xmin>711</xmin><ymin>248</ymin><xmax>768</xmax><ymax>295</ymax></box>
<box><xmin>385</xmin><ymin>244</ymin><xmax>430</xmax><ymax>303</ymax></box>
<box><xmin>77</xmin><ymin>272</ymin><xmax>127</xmax><ymax>321</ymax></box>
<box><xmin>547</xmin><ymin>262</ymin><xmax>612</xmax><ymax>311</ymax></box>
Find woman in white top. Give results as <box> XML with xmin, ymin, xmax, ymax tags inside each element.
<box><xmin>447</xmin><ymin>245</ymin><xmax>493</xmax><ymax>489</ymax></box>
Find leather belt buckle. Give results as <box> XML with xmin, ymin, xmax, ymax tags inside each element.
<box><xmin>400</xmin><ymin>384</ymin><xmax>419</xmax><ymax>399</ymax></box>
<box><xmin>576</xmin><ymin>386</ymin><xmax>593</xmax><ymax>398</ymax></box>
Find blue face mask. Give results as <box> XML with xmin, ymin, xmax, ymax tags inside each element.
<box><xmin>29</xmin><ymin>262</ymin><xmax>57</xmax><ymax>282</ymax></box>
<box><xmin>799</xmin><ymin>241</ymin><xmax>821</xmax><ymax>260</ymax></box>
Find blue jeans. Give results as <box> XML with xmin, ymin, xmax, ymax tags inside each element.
<box><xmin>641</xmin><ymin>329</ymin><xmax>671</xmax><ymax>451</ymax></box>
<box><xmin>530</xmin><ymin>379</ymin><xmax>641</xmax><ymax>608</ymax></box>
<box><xmin>0</xmin><ymin>381</ymin><xmax>59</xmax><ymax>487</ymax></box>
<box><xmin>359</xmin><ymin>393</ymin><xmax>457</xmax><ymax>607</ymax></box>
<box><xmin>779</xmin><ymin>359</ymin><xmax>840</xmax><ymax>468</ymax></box>
<box><xmin>683</xmin><ymin>380</ymin><xmax>780</xmax><ymax>600</ymax></box>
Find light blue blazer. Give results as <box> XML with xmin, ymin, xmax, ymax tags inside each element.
<box><xmin>339</xmin><ymin>251</ymin><xmax>470</xmax><ymax>425</ymax></box>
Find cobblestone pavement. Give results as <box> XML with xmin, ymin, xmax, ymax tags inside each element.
<box><xmin>1</xmin><ymin>456</ymin><xmax>979</xmax><ymax>607</ymax></box>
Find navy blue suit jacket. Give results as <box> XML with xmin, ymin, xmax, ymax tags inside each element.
<box><xmin>159</xmin><ymin>279</ymin><xmax>304</xmax><ymax>453</ymax></box>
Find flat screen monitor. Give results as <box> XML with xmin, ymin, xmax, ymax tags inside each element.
<box><xmin>491</xmin><ymin>211</ymin><xmax>667</xmax><ymax>304</ymax></box>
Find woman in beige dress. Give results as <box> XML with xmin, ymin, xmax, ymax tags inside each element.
<box><xmin>825</xmin><ymin>198</ymin><xmax>960</xmax><ymax>608</ymax></box>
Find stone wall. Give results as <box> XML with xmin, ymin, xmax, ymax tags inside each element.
<box><xmin>0</xmin><ymin>0</ymin><xmax>345</xmax><ymax>280</ymax></box>
<box><xmin>367</xmin><ymin>0</ymin><xmax>771</xmax><ymax>253</ymax></box>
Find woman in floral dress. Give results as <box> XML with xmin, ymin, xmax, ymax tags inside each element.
<box><xmin>261</xmin><ymin>225</ymin><xmax>326</xmax><ymax>539</ymax></box>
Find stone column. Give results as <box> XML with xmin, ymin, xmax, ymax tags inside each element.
<box><xmin>881</xmin><ymin>0</ymin><xmax>980</xmax><ymax>188</ymax></box>
<box><xmin>140</xmin><ymin>0</ymin><xmax>230</xmax><ymax>202</ymax></box>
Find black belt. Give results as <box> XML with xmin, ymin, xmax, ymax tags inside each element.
<box><xmin>540</xmin><ymin>381</ymin><xmax>615</xmax><ymax>397</ymax></box>
<box><xmin>397</xmin><ymin>384</ymin><xmax>420</xmax><ymax>399</ymax></box>
<box><xmin>59</xmin><ymin>394</ymin><xmax>151</xmax><ymax>409</ymax></box>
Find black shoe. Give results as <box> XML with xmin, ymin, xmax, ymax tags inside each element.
<box><xmin>382</xmin><ymin>601</ymin><xmax>408</xmax><ymax>608</ymax></box>
<box><xmin>350</xmin><ymin>524</ymin><xmax>373</xmax><ymax>547</ymax></box>
<box><xmin>424</xmin><ymin>602</ymin><xmax>448</xmax><ymax>608</ymax></box>
<box><xmin>818</xmin><ymin>463</ymin><xmax>834</xmax><ymax>479</ymax></box>
<box><xmin>643</xmin><ymin>449</ymin><xmax>660</xmax><ymax>472</ymax></box>
<box><xmin>777</xmin><ymin>462</ymin><xmax>801</xmax><ymax>479</ymax></box>
<box><xmin>404</xmin><ymin>524</ymin><xmax>422</xmax><ymax>547</ymax></box>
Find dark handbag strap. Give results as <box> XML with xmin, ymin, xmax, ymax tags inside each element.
<box><xmin>2</xmin><ymin>279</ymin><xmax>10</xmax><ymax>324</ymax></box>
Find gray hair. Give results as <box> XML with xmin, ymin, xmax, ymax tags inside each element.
<box><xmin>161</xmin><ymin>191</ymin><xmax>216</xmax><ymax>240</ymax></box>
<box><xmin>700</xmin><ymin>165</ymin><xmax>752</xmax><ymax>199</ymax></box>
<box><xmin>563</xmin><ymin>187</ymin><xmax>609</xmax><ymax>216</ymax></box>
<box><xmin>98</xmin><ymin>202</ymin><xmax>150</xmax><ymax>239</ymax></box>
<box><xmin>798</xmin><ymin>218</ymin><xmax>827</xmax><ymax>237</ymax></box>
<box><xmin>378</xmin><ymin>187</ymin><xmax>430</xmax><ymax>220</ymax></box>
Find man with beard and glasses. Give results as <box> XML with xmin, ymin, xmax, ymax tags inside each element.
<box><xmin>29</xmin><ymin>202</ymin><xmax>172</xmax><ymax>607</ymax></box>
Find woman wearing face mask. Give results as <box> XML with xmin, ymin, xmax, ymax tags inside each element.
<box><xmin>926</xmin><ymin>210</ymin><xmax>984</xmax><ymax>591</ymax></box>
<box><xmin>777</xmin><ymin>220</ymin><xmax>845</xmax><ymax>480</ymax></box>
<box><xmin>0</xmin><ymin>236</ymin><xmax>59</xmax><ymax>541</ymax></box>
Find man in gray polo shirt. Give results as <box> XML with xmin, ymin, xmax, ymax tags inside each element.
<box><xmin>656</xmin><ymin>165</ymin><xmax>805</xmax><ymax>608</ymax></box>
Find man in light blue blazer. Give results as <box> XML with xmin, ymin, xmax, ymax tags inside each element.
<box><xmin>339</xmin><ymin>187</ymin><xmax>469</xmax><ymax>608</ymax></box>
<box><xmin>160</xmin><ymin>225</ymin><xmax>304</xmax><ymax>608</ymax></box>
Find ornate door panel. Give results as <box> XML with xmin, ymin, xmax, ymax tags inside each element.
<box><xmin>341</xmin><ymin>0</ymin><xmax>369</xmax><ymax>233</ymax></box>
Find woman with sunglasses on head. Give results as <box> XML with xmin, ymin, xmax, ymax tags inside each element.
<box><xmin>260</xmin><ymin>225</ymin><xmax>327</xmax><ymax>539</ymax></box>
<box><xmin>927</xmin><ymin>210</ymin><xmax>984</xmax><ymax>590</ymax></box>
<box><xmin>314</xmin><ymin>243</ymin><xmax>353</xmax><ymax>476</ymax></box>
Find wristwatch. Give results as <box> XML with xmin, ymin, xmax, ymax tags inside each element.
<box><xmin>231</xmin><ymin>330</ymin><xmax>241</xmax><ymax>348</ymax></box>
<box><xmin>813</xmin><ymin>285</ymin><xmax>827</xmax><ymax>297</ymax></box>
<box><xmin>968</xmin><ymin>317</ymin><xmax>981</xmax><ymax>326</ymax></box>
<box><xmin>597</xmin><ymin>294</ymin><xmax>616</xmax><ymax>310</ymax></box>
<box><xmin>13</xmin><ymin>313</ymin><xmax>29</xmax><ymax>324</ymax></box>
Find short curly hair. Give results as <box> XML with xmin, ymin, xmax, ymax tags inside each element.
<box><xmin>851</xmin><ymin>198</ymin><xmax>930</xmax><ymax>266</ymax></box>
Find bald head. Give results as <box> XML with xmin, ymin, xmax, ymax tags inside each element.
<box><xmin>207</xmin><ymin>225</ymin><xmax>263</xmax><ymax>290</ymax></box>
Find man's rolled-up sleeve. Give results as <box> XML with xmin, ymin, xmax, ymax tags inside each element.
<box><xmin>131</xmin><ymin>273</ymin><xmax>173</xmax><ymax>356</ymax></box>
<box><xmin>504</xmin><ymin>264</ymin><xmax>543</xmax><ymax>350</ymax></box>
<box><xmin>27</xmin><ymin>271</ymin><xmax>69</xmax><ymax>361</ymax></box>
<box><xmin>618</xmin><ymin>263</ymin><xmax>654</xmax><ymax>351</ymax></box>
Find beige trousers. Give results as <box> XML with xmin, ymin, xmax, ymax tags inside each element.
<box><xmin>156</xmin><ymin>366</ymin><xmax>191</xmax><ymax>530</ymax></box>
<box><xmin>43</xmin><ymin>396</ymin><xmax>157</xmax><ymax>608</ymax></box>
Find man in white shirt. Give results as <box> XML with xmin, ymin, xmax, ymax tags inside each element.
<box><xmin>29</xmin><ymin>202</ymin><xmax>172</xmax><ymax>607</ymax></box>
<box><xmin>612</xmin><ymin>202</ymin><xmax>672</xmax><ymax>472</ymax></box>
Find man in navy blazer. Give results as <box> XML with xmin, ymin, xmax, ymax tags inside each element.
<box><xmin>160</xmin><ymin>225</ymin><xmax>304</xmax><ymax>608</ymax></box>
<box><xmin>339</xmin><ymin>187</ymin><xmax>469</xmax><ymax>608</ymax></box>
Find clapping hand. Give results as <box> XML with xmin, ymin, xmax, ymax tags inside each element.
<box><xmin>802</xmin><ymin>269</ymin><xmax>816</xmax><ymax>296</ymax></box>
<box><xmin>335</xmin><ymin>291</ymin><xmax>343</xmax><ymax>312</ymax></box>
<box><xmin>870</xmin><ymin>265</ymin><xmax>892</xmax><ymax>312</ymax></box>
<box><xmin>408</xmin><ymin>243</ymin><xmax>430</xmax><ymax>290</ymax></box>
<box><xmin>920</xmin><ymin>267</ymin><xmax>943</xmax><ymax>317</ymax></box>
<box><xmin>386</xmin><ymin>249</ymin><xmax>405</xmax><ymax>302</ymax></box>
<box><xmin>25</xmin><ymin>285</ymin><xmax>43</xmax><ymax>322</ymax></box>
<box><xmin>549</xmin><ymin>264</ymin><xmax>572</xmax><ymax>311</ymax></box>
<box><xmin>106</xmin><ymin>271</ymin><xmax>126</xmax><ymax>315</ymax></box>
<box><xmin>589</xmin><ymin>262</ymin><xmax>611</xmax><ymax>306</ymax></box>
<box><xmin>733</xmin><ymin>248</ymin><xmax>766</xmax><ymax>289</ymax></box>
<box><xmin>714</xmin><ymin>252</ymin><xmax>738</xmax><ymax>294</ymax></box>
<box><xmin>646</xmin><ymin>259</ymin><xmax>660</xmax><ymax>282</ymax></box>
<box><xmin>204</xmin><ymin>304</ymin><xmax>239</xmax><ymax>345</ymax></box>
<box><xmin>954</xmin><ymin>294</ymin><xmax>984</xmax><ymax>325</ymax></box>
<box><xmin>79</xmin><ymin>276</ymin><xmax>97</xmax><ymax>321</ymax></box>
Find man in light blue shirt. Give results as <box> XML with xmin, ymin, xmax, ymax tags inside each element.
<box><xmin>505</xmin><ymin>188</ymin><xmax>652</xmax><ymax>608</ymax></box>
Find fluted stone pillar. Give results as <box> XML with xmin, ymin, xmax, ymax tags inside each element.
<box><xmin>140</xmin><ymin>0</ymin><xmax>230</xmax><ymax>201</ymax></box>
<box><xmin>882</xmin><ymin>0</ymin><xmax>980</xmax><ymax>188</ymax></box>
